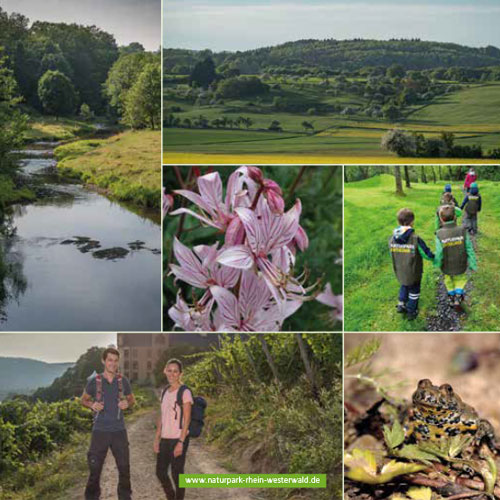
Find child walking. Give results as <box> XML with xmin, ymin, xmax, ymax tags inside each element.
<box><xmin>435</xmin><ymin>192</ymin><xmax>462</xmax><ymax>231</ymax></box>
<box><xmin>460</xmin><ymin>182</ymin><xmax>482</xmax><ymax>235</ymax></box>
<box><xmin>440</xmin><ymin>184</ymin><xmax>458</xmax><ymax>206</ymax></box>
<box><xmin>435</xmin><ymin>205</ymin><xmax>477</xmax><ymax>308</ymax></box>
<box><xmin>389</xmin><ymin>208</ymin><xmax>434</xmax><ymax>320</ymax></box>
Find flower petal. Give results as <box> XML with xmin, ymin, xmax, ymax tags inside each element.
<box><xmin>210</xmin><ymin>285</ymin><xmax>240</xmax><ymax>330</ymax></box>
<box><xmin>170</xmin><ymin>207</ymin><xmax>222</xmax><ymax>229</ymax></box>
<box><xmin>217</xmin><ymin>245</ymin><xmax>254</xmax><ymax>269</ymax></box>
<box><xmin>197</xmin><ymin>172</ymin><xmax>223</xmax><ymax>213</ymax></box>
<box><xmin>235</xmin><ymin>207</ymin><xmax>262</xmax><ymax>253</ymax></box>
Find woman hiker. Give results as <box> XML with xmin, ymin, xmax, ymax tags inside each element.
<box><xmin>154</xmin><ymin>359</ymin><xmax>193</xmax><ymax>500</ymax></box>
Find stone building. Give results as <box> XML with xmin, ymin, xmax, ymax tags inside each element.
<box><xmin>117</xmin><ymin>333</ymin><xmax>217</xmax><ymax>383</ymax></box>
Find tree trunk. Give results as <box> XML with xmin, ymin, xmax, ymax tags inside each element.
<box><xmin>259</xmin><ymin>336</ymin><xmax>279</xmax><ymax>381</ymax></box>
<box><xmin>438</xmin><ymin>165</ymin><xmax>443</xmax><ymax>180</ymax></box>
<box><xmin>448</xmin><ymin>166</ymin><xmax>453</xmax><ymax>180</ymax></box>
<box><xmin>295</xmin><ymin>334</ymin><xmax>317</xmax><ymax>393</ymax></box>
<box><xmin>344</xmin><ymin>166</ymin><xmax>348</xmax><ymax>183</ymax></box>
<box><xmin>242</xmin><ymin>337</ymin><xmax>262</xmax><ymax>383</ymax></box>
<box><xmin>421</xmin><ymin>166</ymin><xmax>427</xmax><ymax>183</ymax></box>
<box><xmin>431</xmin><ymin>166</ymin><xmax>437</xmax><ymax>183</ymax></box>
<box><xmin>404</xmin><ymin>166</ymin><xmax>411</xmax><ymax>188</ymax></box>
<box><xmin>394</xmin><ymin>166</ymin><xmax>404</xmax><ymax>195</ymax></box>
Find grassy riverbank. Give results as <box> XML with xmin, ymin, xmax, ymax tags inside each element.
<box><xmin>24</xmin><ymin>114</ymin><xmax>97</xmax><ymax>142</ymax></box>
<box><xmin>55</xmin><ymin>130</ymin><xmax>160</xmax><ymax>209</ymax></box>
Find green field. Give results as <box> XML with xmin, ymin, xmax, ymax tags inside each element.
<box><xmin>163</xmin><ymin>81</ymin><xmax>500</xmax><ymax>163</ymax></box>
<box><xmin>344</xmin><ymin>174</ymin><xmax>500</xmax><ymax>332</ymax></box>
<box><xmin>55</xmin><ymin>130</ymin><xmax>161</xmax><ymax>209</ymax></box>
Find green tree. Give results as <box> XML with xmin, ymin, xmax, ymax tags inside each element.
<box><xmin>123</xmin><ymin>62</ymin><xmax>160</xmax><ymax>129</ymax></box>
<box><xmin>0</xmin><ymin>51</ymin><xmax>27</xmax><ymax>170</ymax></box>
<box><xmin>79</xmin><ymin>103</ymin><xmax>92</xmax><ymax>121</ymax></box>
<box><xmin>302</xmin><ymin>120</ymin><xmax>314</xmax><ymax>133</ymax></box>
<box><xmin>37</xmin><ymin>70</ymin><xmax>77</xmax><ymax>116</ymax></box>
<box><xmin>189</xmin><ymin>57</ymin><xmax>217</xmax><ymax>89</ymax></box>
<box><xmin>104</xmin><ymin>51</ymin><xmax>158</xmax><ymax>117</ymax></box>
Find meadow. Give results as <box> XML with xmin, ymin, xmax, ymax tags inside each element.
<box><xmin>55</xmin><ymin>130</ymin><xmax>161</xmax><ymax>209</ymax></box>
<box><xmin>163</xmin><ymin>79</ymin><xmax>500</xmax><ymax>164</ymax></box>
<box><xmin>344</xmin><ymin>173</ymin><xmax>500</xmax><ymax>332</ymax></box>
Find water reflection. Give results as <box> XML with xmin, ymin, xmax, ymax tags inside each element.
<box><xmin>0</xmin><ymin>149</ymin><xmax>160</xmax><ymax>331</ymax></box>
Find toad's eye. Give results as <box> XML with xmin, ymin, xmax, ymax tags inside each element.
<box><xmin>440</xmin><ymin>384</ymin><xmax>453</xmax><ymax>394</ymax></box>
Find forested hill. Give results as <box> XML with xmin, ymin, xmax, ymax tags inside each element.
<box><xmin>0</xmin><ymin>357</ymin><xmax>73</xmax><ymax>399</ymax></box>
<box><xmin>164</xmin><ymin>39</ymin><xmax>500</xmax><ymax>73</ymax></box>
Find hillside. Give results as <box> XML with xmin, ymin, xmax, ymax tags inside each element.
<box><xmin>0</xmin><ymin>357</ymin><xmax>73</xmax><ymax>400</ymax></box>
<box><xmin>164</xmin><ymin>39</ymin><xmax>500</xmax><ymax>73</ymax></box>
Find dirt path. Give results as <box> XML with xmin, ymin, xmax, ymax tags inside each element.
<box><xmin>64</xmin><ymin>410</ymin><xmax>263</xmax><ymax>499</ymax></box>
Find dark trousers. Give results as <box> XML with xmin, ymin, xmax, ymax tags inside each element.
<box><xmin>399</xmin><ymin>282</ymin><xmax>421</xmax><ymax>313</ymax></box>
<box><xmin>156</xmin><ymin>438</ymin><xmax>190</xmax><ymax>500</ymax></box>
<box><xmin>85</xmin><ymin>429</ymin><xmax>131</xmax><ymax>500</ymax></box>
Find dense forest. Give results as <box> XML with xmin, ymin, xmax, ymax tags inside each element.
<box><xmin>164</xmin><ymin>39</ymin><xmax>500</xmax><ymax>76</ymax></box>
<box><xmin>0</xmin><ymin>6</ymin><xmax>160</xmax><ymax>174</ymax></box>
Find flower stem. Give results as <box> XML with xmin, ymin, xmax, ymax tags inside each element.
<box><xmin>286</xmin><ymin>165</ymin><xmax>308</xmax><ymax>202</ymax></box>
<box><xmin>250</xmin><ymin>185</ymin><xmax>264</xmax><ymax>210</ymax></box>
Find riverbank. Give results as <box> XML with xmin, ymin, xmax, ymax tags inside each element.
<box><xmin>55</xmin><ymin>130</ymin><xmax>160</xmax><ymax>209</ymax></box>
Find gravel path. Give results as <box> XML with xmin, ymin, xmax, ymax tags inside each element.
<box><xmin>63</xmin><ymin>410</ymin><xmax>262</xmax><ymax>499</ymax></box>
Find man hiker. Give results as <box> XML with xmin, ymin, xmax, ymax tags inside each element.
<box><xmin>81</xmin><ymin>347</ymin><xmax>135</xmax><ymax>500</ymax></box>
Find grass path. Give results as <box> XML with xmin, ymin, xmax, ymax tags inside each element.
<box><xmin>344</xmin><ymin>174</ymin><xmax>500</xmax><ymax>332</ymax></box>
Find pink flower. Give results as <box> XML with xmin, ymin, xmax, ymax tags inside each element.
<box><xmin>169</xmin><ymin>237</ymin><xmax>239</xmax><ymax>290</ymax></box>
<box><xmin>210</xmin><ymin>270</ymin><xmax>302</xmax><ymax>331</ymax></box>
<box><xmin>168</xmin><ymin>292</ymin><xmax>214</xmax><ymax>331</ymax></box>
<box><xmin>163</xmin><ymin>188</ymin><xmax>173</xmax><ymax>218</ymax></box>
<box><xmin>216</xmin><ymin>199</ymin><xmax>303</xmax><ymax>302</ymax></box>
<box><xmin>316</xmin><ymin>283</ymin><xmax>343</xmax><ymax>323</ymax></box>
<box><xmin>262</xmin><ymin>179</ymin><xmax>285</xmax><ymax>214</ymax></box>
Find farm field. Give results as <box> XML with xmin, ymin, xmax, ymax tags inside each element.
<box><xmin>344</xmin><ymin>173</ymin><xmax>500</xmax><ymax>332</ymax></box>
<box><xmin>163</xmin><ymin>81</ymin><xmax>500</xmax><ymax>163</ymax></box>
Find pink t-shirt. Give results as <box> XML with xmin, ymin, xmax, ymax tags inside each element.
<box><xmin>161</xmin><ymin>387</ymin><xmax>193</xmax><ymax>439</ymax></box>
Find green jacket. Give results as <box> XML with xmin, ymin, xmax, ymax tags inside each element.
<box><xmin>434</xmin><ymin>221</ymin><xmax>477</xmax><ymax>274</ymax></box>
<box><xmin>435</xmin><ymin>206</ymin><xmax>462</xmax><ymax>231</ymax></box>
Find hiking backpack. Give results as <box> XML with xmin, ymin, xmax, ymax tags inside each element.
<box><xmin>95</xmin><ymin>373</ymin><xmax>123</xmax><ymax>403</ymax></box>
<box><xmin>161</xmin><ymin>384</ymin><xmax>207</xmax><ymax>438</ymax></box>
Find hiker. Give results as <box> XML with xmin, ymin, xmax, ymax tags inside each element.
<box><xmin>435</xmin><ymin>205</ymin><xmax>477</xmax><ymax>308</ymax></box>
<box><xmin>389</xmin><ymin>208</ymin><xmax>435</xmax><ymax>320</ymax></box>
<box><xmin>81</xmin><ymin>347</ymin><xmax>135</xmax><ymax>500</ymax></box>
<box><xmin>154</xmin><ymin>359</ymin><xmax>193</xmax><ymax>500</ymax></box>
<box><xmin>463</xmin><ymin>168</ymin><xmax>477</xmax><ymax>193</ymax></box>
<box><xmin>435</xmin><ymin>192</ymin><xmax>462</xmax><ymax>231</ymax></box>
<box><xmin>460</xmin><ymin>182</ymin><xmax>482</xmax><ymax>235</ymax></box>
<box><xmin>440</xmin><ymin>184</ymin><xmax>458</xmax><ymax>206</ymax></box>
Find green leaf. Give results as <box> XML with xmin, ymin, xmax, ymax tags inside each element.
<box><xmin>396</xmin><ymin>444</ymin><xmax>440</xmax><ymax>464</ymax></box>
<box><xmin>407</xmin><ymin>487</ymin><xmax>432</xmax><ymax>500</ymax></box>
<box><xmin>345</xmin><ymin>448</ymin><xmax>427</xmax><ymax>485</ymax></box>
<box><xmin>383</xmin><ymin>419</ymin><xmax>405</xmax><ymax>449</ymax></box>
<box><xmin>345</xmin><ymin>338</ymin><xmax>381</xmax><ymax>368</ymax></box>
<box><xmin>448</xmin><ymin>434</ymin><xmax>473</xmax><ymax>458</ymax></box>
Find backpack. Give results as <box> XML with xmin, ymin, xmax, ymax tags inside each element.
<box><xmin>96</xmin><ymin>373</ymin><xmax>123</xmax><ymax>403</ymax></box>
<box><xmin>161</xmin><ymin>384</ymin><xmax>207</xmax><ymax>438</ymax></box>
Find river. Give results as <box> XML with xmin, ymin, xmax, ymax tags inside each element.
<box><xmin>0</xmin><ymin>144</ymin><xmax>161</xmax><ymax>331</ymax></box>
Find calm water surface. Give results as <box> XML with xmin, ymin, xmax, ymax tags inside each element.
<box><xmin>0</xmin><ymin>150</ymin><xmax>161</xmax><ymax>331</ymax></box>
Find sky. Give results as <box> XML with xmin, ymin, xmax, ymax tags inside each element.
<box><xmin>0</xmin><ymin>334</ymin><xmax>117</xmax><ymax>363</ymax></box>
<box><xmin>2</xmin><ymin>0</ymin><xmax>160</xmax><ymax>51</ymax></box>
<box><xmin>163</xmin><ymin>0</ymin><xmax>500</xmax><ymax>51</ymax></box>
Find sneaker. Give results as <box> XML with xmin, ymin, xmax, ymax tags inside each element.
<box><xmin>407</xmin><ymin>310</ymin><xmax>418</xmax><ymax>321</ymax></box>
<box><xmin>396</xmin><ymin>303</ymin><xmax>407</xmax><ymax>314</ymax></box>
<box><xmin>448</xmin><ymin>295</ymin><xmax>455</xmax><ymax>307</ymax></box>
